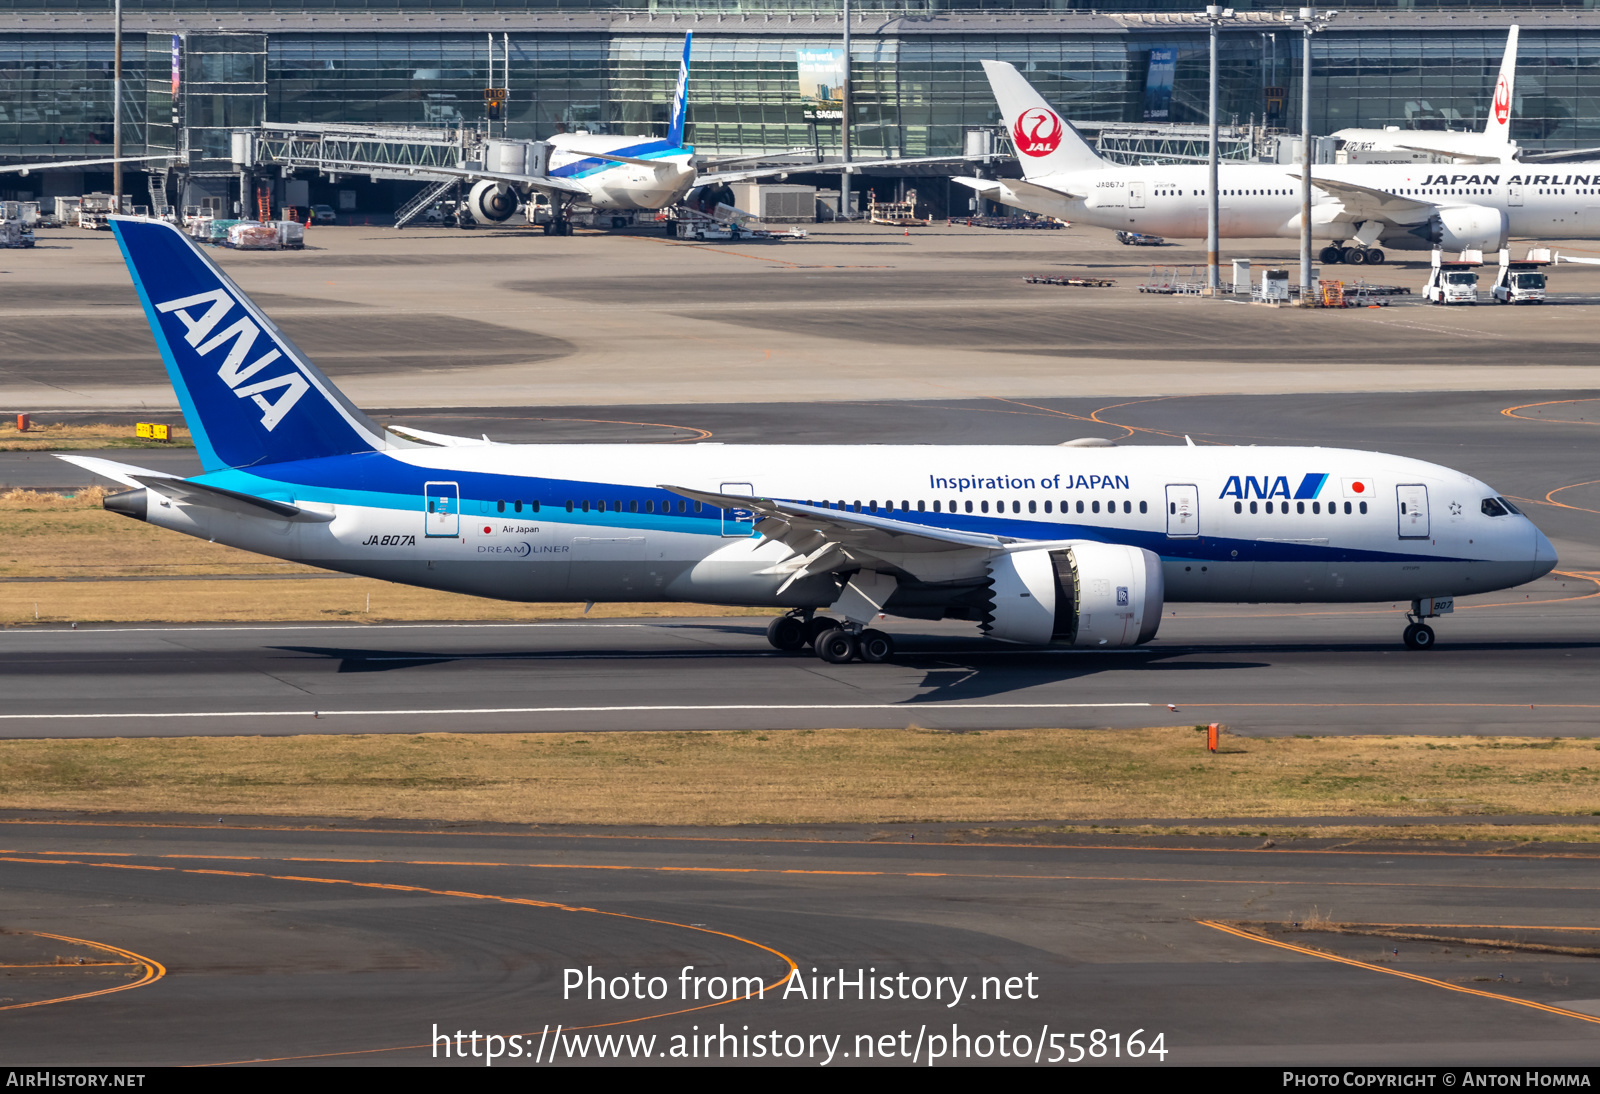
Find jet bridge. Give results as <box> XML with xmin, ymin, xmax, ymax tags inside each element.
<box><xmin>236</xmin><ymin>123</ymin><xmax>556</xmax><ymax>228</ymax></box>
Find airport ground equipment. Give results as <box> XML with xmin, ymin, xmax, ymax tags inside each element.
<box><xmin>0</xmin><ymin>216</ymin><xmax>33</xmax><ymax>248</ymax></box>
<box><xmin>1491</xmin><ymin>247</ymin><xmax>1551</xmax><ymax>304</ymax></box>
<box><xmin>1024</xmin><ymin>275</ymin><xmax>1116</xmax><ymax>288</ymax></box>
<box><xmin>961</xmin><ymin>215</ymin><xmax>1063</xmax><ymax>230</ymax></box>
<box><xmin>1117</xmin><ymin>231</ymin><xmax>1166</xmax><ymax>246</ymax></box>
<box><xmin>0</xmin><ymin>201</ymin><xmax>39</xmax><ymax>227</ymax></box>
<box><xmin>1424</xmin><ymin>249</ymin><xmax>1483</xmax><ymax>305</ymax></box>
<box><xmin>867</xmin><ymin>190</ymin><xmax>928</xmax><ymax>227</ymax></box>
<box><xmin>1138</xmin><ymin>266</ymin><xmax>1205</xmax><ymax>294</ymax></box>
<box><xmin>1253</xmin><ymin>268</ymin><xmax>1291</xmax><ymax>303</ymax></box>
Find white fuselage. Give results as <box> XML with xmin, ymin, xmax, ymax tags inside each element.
<box><xmin>999</xmin><ymin>162</ymin><xmax>1600</xmax><ymax>247</ymax></box>
<box><xmin>157</xmin><ymin>443</ymin><xmax>1553</xmax><ymax>617</ymax></box>
<box><xmin>547</xmin><ymin>133</ymin><xmax>696</xmax><ymax>212</ymax></box>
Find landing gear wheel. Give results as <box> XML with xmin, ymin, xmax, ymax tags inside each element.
<box><xmin>814</xmin><ymin>628</ymin><xmax>858</xmax><ymax>664</ymax></box>
<box><xmin>1365</xmin><ymin>248</ymin><xmax>1385</xmax><ymax>265</ymax></box>
<box><xmin>1342</xmin><ymin>247</ymin><xmax>1367</xmax><ymax>265</ymax></box>
<box><xmin>766</xmin><ymin>615</ymin><xmax>807</xmax><ymax>651</ymax></box>
<box><xmin>857</xmin><ymin>629</ymin><xmax>895</xmax><ymax>663</ymax></box>
<box><xmin>804</xmin><ymin>615</ymin><xmax>840</xmax><ymax>647</ymax></box>
<box><xmin>1320</xmin><ymin>245</ymin><xmax>1344</xmax><ymax>264</ymax></box>
<box><xmin>1403</xmin><ymin>622</ymin><xmax>1436</xmax><ymax>650</ymax></box>
<box><xmin>542</xmin><ymin>221</ymin><xmax>553</xmax><ymax>235</ymax></box>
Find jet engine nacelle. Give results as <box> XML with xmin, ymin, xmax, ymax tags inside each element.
<box><xmin>984</xmin><ymin>542</ymin><xmax>1164</xmax><ymax>647</ymax></box>
<box><xmin>1430</xmin><ymin>205</ymin><xmax>1509</xmax><ymax>253</ymax></box>
<box><xmin>467</xmin><ymin>179</ymin><xmax>520</xmax><ymax>224</ymax></box>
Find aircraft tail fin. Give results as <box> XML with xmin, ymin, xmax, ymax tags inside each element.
<box><xmin>1483</xmin><ymin>24</ymin><xmax>1519</xmax><ymax>140</ymax></box>
<box><xmin>981</xmin><ymin>60</ymin><xmax>1105</xmax><ymax>178</ymax></box>
<box><xmin>109</xmin><ymin>216</ymin><xmax>389</xmax><ymax>472</ymax></box>
<box><xmin>668</xmin><ymin>32</ymin><xmax>693</xmax><ymax>147</ymax></box>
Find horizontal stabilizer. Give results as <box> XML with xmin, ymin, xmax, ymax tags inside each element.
<box><xmin>128</xmin><ymin>475</ymin><xmax>335</xmax><ymax>523</ymax></box>
<box><xmin>386</xmin><ymin>425</ymin><xmax>497</xmax><ymax>447</ymax></box>
<box><xmin>55</xmin><ymin>454</ymin><xmax>334</xmax><ymax>523</ymax></box>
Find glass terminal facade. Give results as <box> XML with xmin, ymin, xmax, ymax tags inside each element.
<box><xmin>3</xmin><ymin>6</ymin><xmax>1599</xmax><ymax>197</ymax></box>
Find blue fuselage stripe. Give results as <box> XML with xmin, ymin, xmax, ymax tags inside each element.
<box><xmin>198</xmin><ymin>453</ymin><xmax>1477</xmax><ymax>567</ymax></box>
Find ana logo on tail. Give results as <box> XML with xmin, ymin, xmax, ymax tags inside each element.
<box><xmin>1493</xmin><ymin>76</ymin><xmax>1511</xmax><ymax>126</ymax></box>
<box><xmin>155</xmin><ymin>288</ymin><xmax>309</xmax><ymax>431</ymax></box>
<box><xmin>1012</xmin><ymin>108</ymin><xmax>1064</xmax><ymax>157</ymax></box>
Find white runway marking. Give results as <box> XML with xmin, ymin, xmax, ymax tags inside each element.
<box><xmin>0</xmin><ymin>703</ymin><xmax>1152</xmax><ymax>721</ymax></box>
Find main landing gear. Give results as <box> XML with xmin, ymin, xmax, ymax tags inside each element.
<box><xmin>766</xmin><ymin>611</ymin><xmax>896</xmax><ymax>663</ymax></box>
<box><xmin>1320</xmin><ymin>242</ymin><xmax>1386</xmax><ymax>266</ymax></box>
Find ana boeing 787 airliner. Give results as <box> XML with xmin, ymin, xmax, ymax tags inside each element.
<box><xmin>68</xmin><ymin>216</ymin><xmax>1556</xmax><ymax>659</ymax></box>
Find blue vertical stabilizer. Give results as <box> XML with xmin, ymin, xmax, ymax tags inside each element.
<box><xmin>667</xmin><ymin>32</ymin><xmax>693</xmax><ymax>148</ymax></box>
<box><xmin>110</xmin><ymin>216</ymin><xmax>385</xmax><ymax>471</ymax></box>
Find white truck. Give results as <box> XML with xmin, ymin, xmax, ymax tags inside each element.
<box><xmin>1424</xmin><ymin>248</ymin><xmax>1482</xmax><ymax>305</ymax></box>
<box><xmin>1491</xmin><ymin>247</ymin><xmax>1551</xmax><ymax>304</ymax></box>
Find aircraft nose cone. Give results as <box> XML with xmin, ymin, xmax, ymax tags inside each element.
<box><xmin>1531</xmin><ymin>524</ymin><xmax>1558</xmax><ymax>578</ymax></box>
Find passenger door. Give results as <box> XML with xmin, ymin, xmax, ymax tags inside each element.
<box><xmin>1397</xmin><ymin>483</ymin><xmax>1430</xmax><ymax>539</ymax></box>
<box><xmin>1128</xmin><ymin>182</ymin><xmax>1146</xmax><ymax>209</ymax></box>
<box><xmin>1165</xmin><ymin>484</ymin><xmax>1199</xmax><ymax>537</ymax></box>
<box><xmin>720</xmin><ymin>482</ymin><xmax>755</xmax><ymax>537</ymax></box>
<box><xmin>424</xmin><ymin>480</ymin><xmax>459</xmax><ymax>538</ymax></box>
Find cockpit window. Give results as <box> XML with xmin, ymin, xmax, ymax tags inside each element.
<box><xmin>1481</xmin><ymin>497</ymin><xmax>1508</xmax><ymax>517</ymax></box>
<box><xmin>1498</xmin><ymin>496</ymin><xmax>1521</xmax><ymax>515</ymax></box>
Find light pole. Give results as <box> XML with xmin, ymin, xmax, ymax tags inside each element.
<box><xmin>1297</xmin><ymin>8</ymin><xmax>1337</xmax><ymax>303</ymax></box>
<box><xmin>1203</xmin><ymin>6</ymin><xmax>1235</xmax><ymax>295</ymax></box>
<box><xmin>840</xmin><ymin>0</ymin><xmax>852</xmax><ymax>221</ymax></box>
<box><xmin>112</xmin><ymin>0</ymin><xmax>122</xmax><ymax>210</ymax></box>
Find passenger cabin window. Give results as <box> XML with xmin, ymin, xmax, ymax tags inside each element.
<box><xmin>514</xmin><ymin>500</ymin><xmax>523</xmax><ymax>513</ymax></box>
<box><xmin>497</xmin><ymin>500</ymin><xmax>506</xmax><ymax>513</ymax></box>
<box><xmin>1139</xmin><ymin>501</ymin><xmax>1147</xmax><ymax>514</ymax></box>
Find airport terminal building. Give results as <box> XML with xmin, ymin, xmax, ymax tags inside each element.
<box><xmin>3</xmin><ymin>1</ymin><xmax>1598</xmax><ymax>213</ymax></box>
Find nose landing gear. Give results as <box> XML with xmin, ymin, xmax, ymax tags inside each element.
<box><xmin>1402</xmin><ymin>621</ymin><xmax>1436</xmax><ymax>650</ymax></box>
<box><xmin>1402</xmin><ymin>596</ymin><xmax>1452</xmax><ymax>650</ymax></box>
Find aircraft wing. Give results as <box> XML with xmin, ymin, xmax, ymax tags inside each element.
<box><xmin>0</xmin><ymin>154</ymin><xmax>177</xmax><ymax>176</ymax></box>
<box><xmin>316</xmin><ymin>158</ymin><xmax>590</xmax><ymax>197</ymax></box>
<box><xmin>953</xmin><ymin>175</ymin><xmax>1086</xmax><ymax>202</ymax></box>
<box><xmin>663</xmin><ymin>484</ymin><xmax>1088</xmax><ymax>587</ymax></box>
<box><xmin>1285</xmin><ymin>173</ymin><xmax>1436</xmax><ymax>224</ymax></box>
<box><xmin>700</xmin><ymin>155</ymin><xmax>972</xmax><ymax>185</ymax></box>
<box><xmin>55</xmin><ymin>455</ymin><xmax>335</xmax><ymax>523</ymax></box>
<box><xmin>1520</xmin><ymin>146</ymin><xmax>1600</xmax><ymax>164</ymax></box>
<box><xmin>1386</xmin><ymin>141</ymin><xmax>1507</xmax><ymax>165</ymax></box>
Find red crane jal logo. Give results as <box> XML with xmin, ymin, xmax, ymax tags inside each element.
<box><xmin>1493</xmin><ymin>76</ymin><xmax>1511</xmax><ymax>126</ymax></box>
<box><xmin>1012</xmin><ymin>108</ymin><xmax>1064</xmax><ymax>157</ymax></box>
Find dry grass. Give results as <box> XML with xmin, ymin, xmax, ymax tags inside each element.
<box><xmin>2</xmin><ymin>729</ymin><xmax>1598</xmax><ymax>828</ymax></box>
<box><xmin>0</xmin><ymin>422</ymin><xmax>193</xmax><ymax>451</ymax></box>
<box><xmin>0</xmin><ymin>489</ymin><xmax>774</xmax><ymax>622</ymax></box>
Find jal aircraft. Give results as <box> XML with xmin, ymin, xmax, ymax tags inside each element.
<box><xmin>957</xmin><ymin>59</ymin><xmax>1600</xmax><ymax>265</ymax></box>
<box><xmin>1328</xmin><ymin>26</ymin><xmax>1523</xmax><ymax>166</ymax></box>
<box><xmin>68</xmin><ymin>216</ymin><xmax>1555</xmax><ymax>657</ymax></box>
